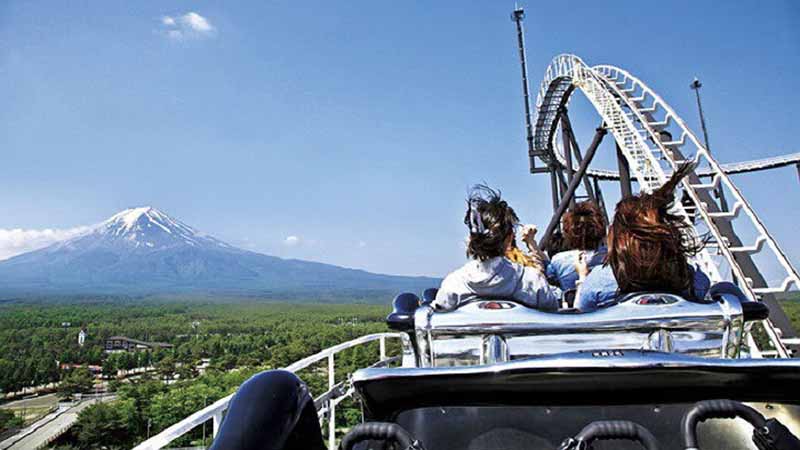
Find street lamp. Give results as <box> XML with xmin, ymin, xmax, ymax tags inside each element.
<box><xmin>690</xmin><ymin>77</ymin><xmax>711</xmax><ymax>152</ymax></box>
<box><xmin>690</xmin><ymin>77</ymin><xmax>728</xmax><ymax>209</ymax></box>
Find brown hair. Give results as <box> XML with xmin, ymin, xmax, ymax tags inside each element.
<box><xmin>606</xmin><ymin>164</ymin><xmax>703</xmax><ymax>295</ymax></box>
<box><xmin>464</xmin><ymin>185</ymin><xmax>518</xmax><ymax>261</ymax></box>
<box><xmin>562</xmin><ymin>201</ymin><xmax>606</xmax><ymax>250</ymax></box>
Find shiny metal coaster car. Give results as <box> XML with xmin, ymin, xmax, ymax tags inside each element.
<box><xmin>387</xmin><ymin>282</ymin><xmax>769</xmax><ymax>368</ymax></box>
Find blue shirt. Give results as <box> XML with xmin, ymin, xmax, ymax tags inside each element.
<box><xmin>575</xmin><ymin>264</ymin><xmax>711</xmax><ymax>312</ymax></box>
<box><xmin>545</xmin><ymin>246</ymin><xmax>607</xmax><ymax>290</ymax></box>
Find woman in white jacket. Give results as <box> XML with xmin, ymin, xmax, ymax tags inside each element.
<box><xmin>433</xmin><ymin>185</ymin><xmax>561</xmax><ymax>312</ymax></box>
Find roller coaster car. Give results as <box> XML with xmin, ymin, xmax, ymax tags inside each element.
<box><xmin>358</xmin><ymin>285</ymin><xmax>794</xmax><ymax>450</ymax></box>
<box><xmin>386</xmin><ymin>282</ymin><xmax>770</xmax><ymax>367</ymax></box>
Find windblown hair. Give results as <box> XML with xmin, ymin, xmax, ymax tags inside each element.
<box><xmin>464</xmin><ymin>185</ymin><xmax>518</xmax><ymax>261</ymax></box>
<box><xmin>606</xmin><ymin>164</ymin><xmax>704</xmax><ymax>295</ymax></box>
<box><xmin>562</xmin><ymin>201</ymin><xmax>606</xmax><ymax>250</ymax></box>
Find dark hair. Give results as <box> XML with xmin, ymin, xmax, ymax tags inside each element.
<box><xmin>562</xmin><ymin>201</ymin><xmax>606</xmax><ymax>250</ymax></box>
<box><xmin>606</xmin><ymin>163</ymin><xmax>703</xmax><ymax>295</ymax></box>
<box><xmin>464</xmin><ymin>185</ymin><xmax>518</xmax><ymax>261</ymax></box>
<box><xmin>543</xmin><ymin>229</ymin><xmax>566</xmax><ymax>257</ymax></box>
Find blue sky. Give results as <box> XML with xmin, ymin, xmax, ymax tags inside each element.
<box><xmin>0</xmin><ymin>1</ymin><xmax>798</xmax><ymax>278</ymax></box>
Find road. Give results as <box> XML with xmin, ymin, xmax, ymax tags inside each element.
<box><xmin>0</xmin><ymin>395</ymin><xmax>115</xmax><ymax>450</ymax></box>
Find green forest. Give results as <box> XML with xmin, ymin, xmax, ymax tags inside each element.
<box><xmin>2</xmin><ymin>297</ymin><xmax>800</xmax><ymax>449</ymax></box>
<box><xmin>0</xmin><ymin>299</ymin><xmax>396</xmax><ymax>449</ymax></box>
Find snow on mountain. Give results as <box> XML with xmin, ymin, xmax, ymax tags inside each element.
<box><xmin>44</xmin><ymin>206</ymin><xmax>232</xmax><ymax>254</ymax></box>
<box><xmin>91</xmin><ymin>206</ymin><xmax>231</xmax><ymax>250</ymax></box>
<box><xmin>0</xmin><ymin>207</ymin><xmax>438</xmax><ymax>298</ymax></box>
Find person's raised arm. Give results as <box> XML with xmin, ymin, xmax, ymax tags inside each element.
<box><xmin>521</xmin><ymin>224</ymin><xmax>550</xmax><ymax>266</ymax></box>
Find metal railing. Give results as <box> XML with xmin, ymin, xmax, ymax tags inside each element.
<box><xmin>132</xmin><ymin>332</ymin><xmax>403</xmax><ymax>450</ymax></box>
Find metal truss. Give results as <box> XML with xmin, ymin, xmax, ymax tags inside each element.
<box><xmin>533</xmin><ymin>54</ymin><xmax>800</xmax><ymax>357</ymax></box>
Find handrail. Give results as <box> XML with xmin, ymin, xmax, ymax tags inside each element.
<box><xmin>132</xmin><ymin>332</ymin><xmax>403</xmax><ymax>450</ymax></box>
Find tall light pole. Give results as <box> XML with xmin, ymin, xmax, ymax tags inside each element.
<box><xmin>690</xmin><ymin>78</ymin><xmax>711</xmax><ymax>152</ymax></box>
<box><xmin>512</xmin><ymin>6</ymin><xmax>559</xmax><ymax>212</ymax></box>
<box><xmin>690</xmin><ymin>77</ymin><xmax>728</xmax><ymax>210</ymax></box>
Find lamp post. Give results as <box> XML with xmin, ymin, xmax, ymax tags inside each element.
<box><xmin>690</xmin><ymin>77</ymin><xmax>728</xmax><ymax>210</ymax></box>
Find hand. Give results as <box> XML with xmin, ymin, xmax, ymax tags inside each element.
<box><xmin>575</xmin><ymin>251</ymin><xmax>590</xmax><ymax>279</ymax></box>
<box><xmin>520</xmin><ymin>224</ymin><xmax>538</xmax><ymax>248</ymax></box>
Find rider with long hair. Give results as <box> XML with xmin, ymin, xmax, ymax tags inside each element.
<box><xmin>575</xmin><ymin>164</ymin><xmax>710</xmax><ymax>311</ymax></box>
<box><xmin>433</xmin><ymin>185</ymin><xmax>560</xmax><ymax>311</ymax></box>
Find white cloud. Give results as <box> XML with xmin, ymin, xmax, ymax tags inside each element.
<box><xmin>181</xmin><ymin>12</ymin><xmax>213</xmax><ymax>33</ymax></box>
<box><xmin>159</xmin><ymin>12</ymin><xmax>215</xmax><ymax>40</ymax></box>
<box><xmin>284</xmin><ymin>235</ymin><xmax>300</xmax><ymax>247</ymax></box>
<box><xmin>0</xmin><ymin>226</ymin><xmax>91</xmax><ymax>261</ymax></box>
<box><xmin>357</xmin><ymin>240</ymin><xmax>367</xmax><ymax>248</ymax></box>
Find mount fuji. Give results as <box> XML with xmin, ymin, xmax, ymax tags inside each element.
<box><xmin>0</xmin><ymin>207</ymin><xmax>438</xmax><ymax>299</ymax></box>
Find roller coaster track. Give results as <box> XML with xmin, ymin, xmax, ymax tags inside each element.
<box><xmin>581</xmin><ymin>152</ymin><xmax>800</xmax><ymax>181</ymax></box>
<box><xmin>533</xmin><ymin>54</ymin><xmax>800</xmax><ymax>357</ymax></box>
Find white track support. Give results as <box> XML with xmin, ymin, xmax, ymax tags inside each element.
<box><xmin>534</xmin><ymin>54</ymin><xmax>800</xmax><ymax>357</ymax></box>
<box><xmin>538</xmin><ymin>55</ymin><xmax>721</xmax><ymax>281</ymax></box>
<box><xmin>594</xmin><ymin>64</ymin><xmax>799</xmax><ymax>357</ymax></box>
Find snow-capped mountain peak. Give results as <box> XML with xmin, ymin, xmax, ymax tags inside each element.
<box><xmin>87</xmin><ymin>206</ymin><xmax>228</xmax><ymax>250</ymax></box>
<box><xmin>102</xmin><ymin>207</ymin><xmax>195</xmax><ymax>237</ymax></box>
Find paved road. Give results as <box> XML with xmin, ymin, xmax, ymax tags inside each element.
<box><xmin>0</xmin><ymin>396</ymin><xmax>115</xmax><ymax>450</ymax></box>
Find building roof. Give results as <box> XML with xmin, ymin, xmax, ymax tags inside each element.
<box><xmin>106</xmin><ymin>336</ymin><xmax>172</xmax><ymax>348</ymax></box>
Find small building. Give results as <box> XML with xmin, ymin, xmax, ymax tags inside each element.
<box><xmin>105</xmin><ymin>336</ymin><xmax>173</xmax><ymax>353</ymax></box>
<box><xmin>59</xmin><ymin>363</ymin><xmax>103</xmax><ymax>374</ymax></box>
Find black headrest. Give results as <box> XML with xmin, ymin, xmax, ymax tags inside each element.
<box><xmin>707</xmin><ymin>282</ymin><xmax>769</xmax><ymax>322</ymax></box>
<box><xmin>386</xmin><ymin>292</ymin><xmax>420</xmax><ymax>332</ymax></box>
<box><xmin>421</xmin><ymin>288</ymin><xmax>438</xmax><ymax>305</ymax></box>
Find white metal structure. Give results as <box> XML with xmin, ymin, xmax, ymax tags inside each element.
<box><xmin>533</xmin><ymin>54</ymin><xmax>800</xmax><ymax>356</ymax></box>
<box><xmin>586</xmin><ymin>152</ymin><xmax>800</xmax><ymax>180</ymax></box>
<box><xmin>132</xmin><ymin>333</ymin><xmax>401</xmax><ymax>450</ymax></box>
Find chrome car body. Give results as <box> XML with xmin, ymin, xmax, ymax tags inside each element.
<box><xmin>400</xmin><ymin>290</ymin><xmax>749</xmax><ymax>367</ymax></box>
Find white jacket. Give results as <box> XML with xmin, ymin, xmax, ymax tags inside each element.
<box><xmin>433</xmin><ymin>257</ymin><xmax>560</xmax><ymax>311</ymax></box>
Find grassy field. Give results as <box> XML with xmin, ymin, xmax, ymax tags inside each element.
<box><xmin>0</xmin><ymin>393</ymin><xmax>58</xmax><ymax>424</ymax></box>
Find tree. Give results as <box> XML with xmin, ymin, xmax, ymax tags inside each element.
<box><xmin>58</xmin><ymin>367</ymin><xmax>94</xmax><ymax>400</ymax></box>
<box><xmin>0</xmin><ymin>409</ymin><xmax>24</xmax><ymax>433</ymax></box>
<box><xmin>73</xmin><ymin>400</ymin><xmax>135</xmax><ymax>449</ymax></box>
<box><xmin>102</xmin><ymin>356</ymin><xmax>118</xmax><ymax>379</ymax></box>
<box><xmin>157</xmin><ymin>356</ymin><xmax>176</xmax><ymax>381</ymax></box>
<box><xmin>176</xmin><ymin>363</ymin><xmax>197</xmax><ymax>381</ymax></box>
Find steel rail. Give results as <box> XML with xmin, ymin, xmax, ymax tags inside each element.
<box><xmin>531</xmin><ymin>56</ymin><xmax>800</xmax><ymax>181</ymax></box>
<box><xmin>594</xmin><ymin>63</ymin><xmax>799</xmax><ymax>294</ymax></box>
<box><xmin>585</xmin><ymin>152</ymin><xmax>800</xmax><ymax>180</ymax></box>
<box><xmin>533</xmin><ymin>55</ymin><xmax>798</xmax><ymax>357</ymax></box>
<box><xmin>593</xmin><ymin>64</ymin><xmax>797</xmax><ymax>356</ymax></box>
